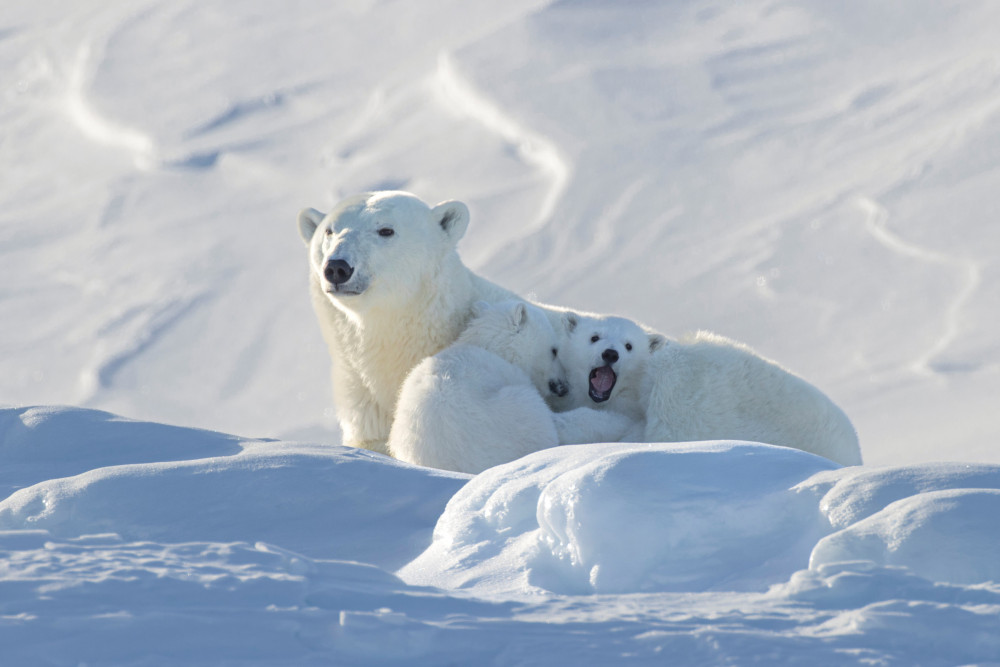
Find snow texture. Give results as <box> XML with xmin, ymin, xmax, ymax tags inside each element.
<box><xmin>3</xmin><ymin>0</ymin><xmax>1000</xmax><ymax>664</ymax></box>
<box><xmin>3</xmin><ymin>407</ymin><xmax>1000</xmax><ymax>665</ymax></box>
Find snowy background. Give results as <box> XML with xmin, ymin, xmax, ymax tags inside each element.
<box><xmin>2</xmin><ymin>1</ymin><xmax>1000</xmax><ymax>664</ymax></box>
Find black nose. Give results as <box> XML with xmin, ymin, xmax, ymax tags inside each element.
<box><xmin>549</xmin><ymin>379</ymin><xmax>569</xmax><ymax>397</ymax></box>
<box><xmin>324</xmin><ymin>259</ymin><xmax>354</xmax><ymax>286</ymax></box>
<box><xmin>602</xmin><ymin>348</ymin><xmax>619</xmax><ymax>364</ymax></box>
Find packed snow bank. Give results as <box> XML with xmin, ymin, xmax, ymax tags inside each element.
<box><xmin>796</xmin><ymin>459</ymin><xmax>1000</xmax><ymax>592</ymax></box>
<box><xmin>400</xmin><ymin>441</ymin><xmax>840</xmax><ymax>596</ymax></box>
<box><xmin>0</xmin><ymin>405</ymin><xmax>245</xmax><ymax>498</ymax></box>
<box><xmin>796</xmin><ymin>461</ymin><xmax>1000</xmax><ymax>528</ymax></box>
<box><xmin>4</xmin><ymin>406</ymin><xmax>1000</xmax><ymax>665</ymax></box>
<box><xmin>0</xmin><ymin>406</ymin><xmax>466</xmax><ymax>569</ymax></box>
<box><xmin>811</xmin><ymin>488</ymin><xmax>1000</xmax><ymax>585</ymax></box>
<box><xmin>401</xmin><ymin>441</ymin><xmax>1000</xmax><ymax>598</ymax></box>
<box><xmin>800</xmin><ymin>462</ymin><xmax>1000</xmax><ymax>584</ymax></box>
<box><xmin>8</xmin><ymin>406</ymin><xmax>1000</xmax><ymax>602</ymax></box>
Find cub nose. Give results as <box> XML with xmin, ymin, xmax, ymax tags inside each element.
<box><xmin>324</xmin><ymin>259</ymin><xmax>354</xmax><ymax>286</ymax></box>
<box><xmin>549</xmin><ymin>379</ymin><xmax>569</xmax><ymax>398</ymax></box>
<box><xmin>602</xmin><ymin>348</ymin><xmax>619</xmax><ymax>364</ymax></box>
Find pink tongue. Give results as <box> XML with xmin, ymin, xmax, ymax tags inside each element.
<box><xmin>591</xmin><ymin>366</ymin><xmax>616</xmax><ymax>392</ymax></box>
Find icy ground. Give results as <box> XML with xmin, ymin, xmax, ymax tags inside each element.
<box><xmin>3</xmin><ymin>1</ymin><xmax>1000</xmax><ymax>664</ymax></box>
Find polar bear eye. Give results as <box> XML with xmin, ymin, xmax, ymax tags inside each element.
<box><xmin>377</xmin><ymin>228</ymin><xmax>395</xmax><ymax>238</ymax></box>
<box><xmin>590</xmin><ymin>335</ymin><xmax>600</xmax><ymax>343</ymax></box>
<box><xmin>551</xmin><ymin>348</ymin><xmax>558</xmax><ymax>358</ymax></box>
<box><xmin>324</xmin><ymin>228</ymin><xmax>333</xmax><ymax>236</ymax></box>
<box><xmin>625</xmin><ymin>343</ymin><xmax>633</xmax><ymax>352</ymax></box>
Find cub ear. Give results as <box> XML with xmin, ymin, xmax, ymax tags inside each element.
<box><xmin>510</xmin><ymin>302</ymin><xmax>529</xmax><ymax>332</ymax></box>
<box><xmin>431</xmin><ymin>200</ymin><xmax>470</xmax><ymax>242</ymax></box>
<box><xmin>298</xmin><ymin>208</ymin><xmax>325</xmax><ymax>245</ymax></box>
<box><xmin>649</xmin><ymin>333</ymin><xmax>668</xmax><ymax>352</ymax></box>
<box><xmin>471</xmin><ymin>300</ymin><xmax>491</xmax><ymax>319</ymax></box>
<box><xmin>561</xmin><ymin>311</ymin><xmax>579</xmax><ymax>334</ymax></box>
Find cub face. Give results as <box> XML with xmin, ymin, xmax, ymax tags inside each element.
<box><xmin>561</xmin><ymin>312</ymin><xmax>666</xmax><ymax>405</ymax></box>
<box><xmin>463</xmin><ymin>301</ymin><xmax>569</xmax><ymax>402</ymax></box>
<box><xmin>297</xmin><ymin>191</ymin><xmax>469</xmax><ymax>313</ymax></box>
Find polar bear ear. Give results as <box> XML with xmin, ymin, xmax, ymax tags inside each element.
<box><xmin>561</xmin><ymin>311</ymin><xmax>579</xmax><ymax>334</ymax></box>
<box><xmin>431</xmin><ymin>200</ymin><xmax>470</xmax><ymax>242</ymax></box>
<box><xmin>649</xmin><ymin>333</ymin><xmax>668</xmax><ymax>352</ymax></box>
<box><xmin>510</xmin><ymin>302</ymin><xmax>529</xmax><ymax>332</ymax></box>
<box><xmin>298</xmin><ymin>208</ymin><xmax>325</xmax><ymax>245</ymax></box>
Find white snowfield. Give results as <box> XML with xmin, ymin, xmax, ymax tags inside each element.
<box><xmin>3</xmin><ymin>0</ymin><xmax>1000</xmax><ymax>664</ymax></box>
<box><xmin>3</xmin><ymin>407</ymin><xmax>1000</xmax><ymax>666</ymax></box>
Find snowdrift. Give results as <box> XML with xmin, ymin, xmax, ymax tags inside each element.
<box><xmin>3</xmin><ymin>406</ymin><xmax>1000</xmax><ymax>665</ymax></box>
<box><xmin>400</xmin><ymin>440</ymin><xmax>1000</xmax><ymax>597</ymax></box>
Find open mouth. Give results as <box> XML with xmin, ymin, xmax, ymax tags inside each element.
<box><xmin>588</xmin><ymin>365</ymin><xmax>617</xmax><ymax>403</ymax></box>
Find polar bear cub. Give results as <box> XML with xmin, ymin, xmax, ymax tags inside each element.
<box><xmin>643</xmin><ymin>331</ymin><xmax>862</xmax><ymax>466</ymax></box>
<box><xmin>558</xmin><ymin>313</ymin><xmax>861</xmax><ymax>466</ymax></box>
<box><xmin>557</xmin><ymin>311</ymin><xmax>665</xmax><ymax>440</ymax></box>
<box><xmin>388</xmin><ymin>301</ymin><xmax>633</xmax><ymax>474</ymax></box>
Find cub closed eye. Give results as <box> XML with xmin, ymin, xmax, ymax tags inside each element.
<box><xmin>590</xmin><ymin>335</ymin><xmax>600</xmax><ymax>343</ymax></box>
<box><xmin>377</xmin><ymin>228</ymin><xmax>395</xmax><ymax>237</ymax></box>
<box><xmin>551</xmin><ymin>348</ymin><xmax>558</xmax><ymax>358</ymax></box>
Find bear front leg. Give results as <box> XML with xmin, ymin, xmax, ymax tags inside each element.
<box><xmin>331</xmin><ymin>367</ymin><xmax>392</xmax><ymax>455</ymax></box>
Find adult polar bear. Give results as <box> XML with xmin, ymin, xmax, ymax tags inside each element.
<box><xmin>298</xmin><ymin>191</ymin><xmax>518</xmax><ymax>454</ymax></box>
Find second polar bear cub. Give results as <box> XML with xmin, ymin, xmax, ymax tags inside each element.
<box><xmin>560</xmin><ymin>313</ymin><xmax>862</xmax><ymax>466</ymax></box>
<box><xmin>388</xmin><ymin>301</ymin><xmax>633</xmax><ymax>474</ymax></box>
<box><xmin>643</xmin><ymin>331</ymin><xmax>862</xmax><ymax>466</ymax></box>
<box><xmin>558</xmin><ymin>311</ymin><xmax>665</xmax><ymax>440</ymax></box>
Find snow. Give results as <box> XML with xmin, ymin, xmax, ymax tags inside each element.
<box><xmin>400</xmin><ymin>441</ymin><xmax>839</xmax><ymax>597</ymax></box>
<box><xmin>3</xmin><ymin>0</ymin><xmax>1000</xmax><ymax>664</ymax></box>
<box><xmin>4</xmin><ymin>408</ymin><xmax>1000</xmax><ymax>665</ymax></box>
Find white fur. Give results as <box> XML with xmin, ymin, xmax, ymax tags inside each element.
<box><xmin>388</xmin><ymin>302</ymin><xmax>633</xmax><ymax>474</ymax></box>
<box><xmin>557</xmin><ymin>311</ymin><xmax>664</xmax><ymax>439</ymax></box>
<box><xmin>556</xmin><ymin>313</ymin><xmax>861</xmax><ymax>466</ymax></box>
<box><xmin>643</xmin><ymin>331</ymin><xmax>862</xmax><ymax>466</ymax></box>
<box><xmin>298</xmin><ymin>191</ymin><xmax>515</xmax><ymax>454</ymax></box>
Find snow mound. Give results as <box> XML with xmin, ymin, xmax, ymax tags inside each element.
<box><xmin>0</xmin><ymin>405</ymin><xmax>245</xmax><ymax>497</ymax></box>
<box><xmin>796</xmin><ymin>461</ymin><xmax>1000</xmax><ymax>528</ymax></box>
<box><xmin>810</xmin><ymin>488</ymin><xmax>1000</xmax><ymax>585</ymax></box>
<box><xmin>0</xmin><ymin>406</ymin><xmax>466</xmax><ymax>569</ymax></box>
<box><xmin>796</xmin><ymin>461</ymin><xmax>1000</xmax><ymax>584</ymax></box>
<box><xmin>4</xmin><ymin>407</ymin><xmax>1000</xmax><ymax>664</ymax></box>
<box><xmin>399</xmin><ymin>441</ymin><xmax>839</xmax><ymax>596</ymax></box>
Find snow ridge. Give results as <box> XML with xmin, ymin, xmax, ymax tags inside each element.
<box><xmin>859</xmin><ymin>197</ymin><xmax>981</xmax><ymax>375</ymax></box>
<box><xmin>66</xmin><ymin>41</ymin><xmax>156</xmax><ymax>167</ymax></box>
<box><xmin>432</xmin><ymin>51</ymin><xmax>570</xmax><ymax>238</ymax></box>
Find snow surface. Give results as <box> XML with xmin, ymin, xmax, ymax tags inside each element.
<box><xmin>3</xmin><ymin>1</ymin><xmax>1000</xmax><ymax>664</ymax></box>
<box><xmin>4</xmin><ymin>407</ymin><xmax>1000</xmax><ymax>665</ymax></box>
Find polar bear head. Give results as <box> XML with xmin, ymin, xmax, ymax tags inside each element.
<box><xmin>561</xmin><ymin>312</ymin><xmax>667</xmax><ymax>406</ymax></box>
<box><xmin>298</xmin><ymin>191</ymin><xmax>469</xmax><ymax>314</ymax></box>
<box><xmin>458</xmin><ymin>300</ymin><xmax>569</xmax><ymax>402</ymax></box>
